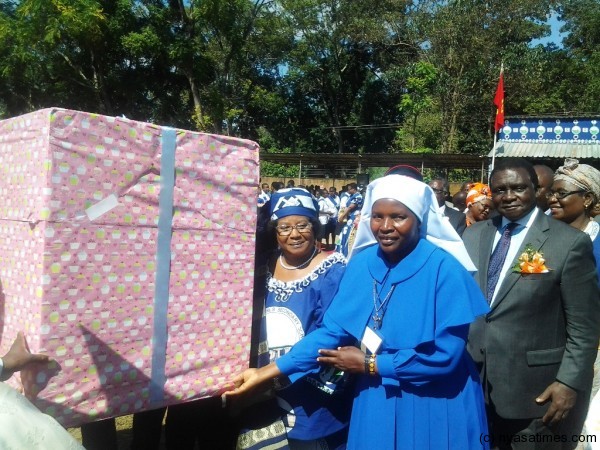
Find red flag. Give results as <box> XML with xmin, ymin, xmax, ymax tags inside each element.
<box><xmin>494</xmin><ymin>67</ymin><xmax>504</xmax><ymax>132</ymax></box>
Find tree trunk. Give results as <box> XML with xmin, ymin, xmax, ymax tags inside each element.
<box><xmin>186</xmin><ymin>73</ymin><xmax>207</xmax><ymax>131</ymax></box>
<box><xmin>91</xmin><ymin>50</ymin><xmax>113</xmax><ymax>116</ymax></box>
<box><xmin>443</xmin><ymin>64</ymin><xmax>464</xmax><ymax>153</ymax></box>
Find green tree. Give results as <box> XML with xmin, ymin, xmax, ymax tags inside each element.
<box><xmin>413</xmin><ymin>0</ymin><xmax>557</xmax><ymax>154</ymax></box>
<box><xmin>0</xmin><ymin>0</ymin><xmax>108</xmax><ymax>115</ymax></box>
<box><xmin>119</xmin><ymin>0</ymin><xmax>271</xmax><ymax>132</ymax></box>
<box><xmin>555</xmin><ymin>0</ymin><xmax>600</xmax><ymax>112</ymax></box>
<box><xmin>275</xmin><ymin>0</ymin><xmax>416</xmax><ymax>153</ymax></box>
<box><xmin>0</xmin><ymin>0</ymin><xmax>597</xmax><ymax>169</ymax></box>
<box><xmin>397</xmin><ymin>61</ymin><xmax>438</xmax><ymax>152</ymax></box>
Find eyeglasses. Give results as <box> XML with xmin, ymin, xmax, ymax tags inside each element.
<box><xmin>473</xmin><ymin>201</ymin><xmax>491</xmax><ymax>210</ymax></box>
<box><xmin>430</xmin><ymin>187</ymin><xmax>448</xmax><ymax>195</ymax></box>
<box><xmin>275</xmin><ymin>222</ymin><xmax>313</xmax><ymax>236</ymax></box>
<box><xmin>545</xmin><ymin>190</ymin><xmax>585</xmax><ymax>200</ymax></box>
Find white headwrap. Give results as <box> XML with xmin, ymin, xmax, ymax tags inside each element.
<box><xmin>349</xmin><ymin>175</ymin><xmax>477</xmax><ymax>272</ymax></box>
<box><xmin>554</xmin><ymin>158</ymin><xmax>600</xmax><ymax>206</ymax></box>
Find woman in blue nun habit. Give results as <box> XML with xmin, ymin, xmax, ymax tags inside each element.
<box><xmin>227</xmin><ymin>175</ymin><xmax>490</xmax><ymax>449</ymax></box>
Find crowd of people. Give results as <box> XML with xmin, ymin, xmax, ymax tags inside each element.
<box><xmin>237</xmin><ymin>157</ymin><xmax>600</xmax><ymax>450</ymax></box>
<box><xmin>259</xmin><ymin>170</ymin><xmax>495</xmax><ymax>260</ymax></box>
<box><xmin>2</xmin><ymin>157</ymin><xmax>600</xmax><ymax>450</ymax></box>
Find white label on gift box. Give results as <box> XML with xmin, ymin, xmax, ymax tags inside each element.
<box><xmin>85</xmin><ymin>194</ymin><xmax>119</xmax><ymax>221</ymax></box>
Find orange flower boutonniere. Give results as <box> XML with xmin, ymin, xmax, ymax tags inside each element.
<box><xmin>512</xmin><ymin>244</ymin><xmax>550</xmax><ymax>274</ymax></box>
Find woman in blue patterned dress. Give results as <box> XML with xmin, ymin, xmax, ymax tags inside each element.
<box><xmin>236</xmin><ymin>188</ymin><xmax>352</xmax><ymax>450</ymax></box>
<box><xmin>336</xmin><ymin>183</ymin><xmax>363</xmax><ymax>257</ymax></box>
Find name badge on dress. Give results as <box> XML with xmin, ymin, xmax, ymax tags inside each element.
<box><xmin>361</xmin><ymin>326</ymin><xmax>382</xmax><ymax>354</ymax></box>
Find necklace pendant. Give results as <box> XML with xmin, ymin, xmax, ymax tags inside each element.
<box><xmin>372</xmin><ymin>314</ymin><xmax>381</xmax><ymax>330</ymax></box>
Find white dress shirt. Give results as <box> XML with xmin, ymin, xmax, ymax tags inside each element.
<box><xmin>318</xmin><ymin>197</ymin><xmax>336</xmax><ymax>225</ymax></box>
<box><xmin>489</xmin><ymin>207</ymin><xmax>539</xmax><ymax>305</ymax></box>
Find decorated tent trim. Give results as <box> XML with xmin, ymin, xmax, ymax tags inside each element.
<box><xmin>489</xmin><ymin>118</ymin><xmax>600</xmax><ymax>160</ymax></box>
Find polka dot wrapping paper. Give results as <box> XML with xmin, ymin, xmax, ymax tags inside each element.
<box><xmin>0</xmin><ymin>108</ymin><xmax>259</xmax><ymax>427</ymax></box>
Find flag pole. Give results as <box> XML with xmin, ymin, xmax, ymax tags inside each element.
<box><xmin>491</xmin><ymin>131</ymin><xmax>497</xmax><ymax>179</ymax></box>
<box><xmin>490</xmin><ymin>63</ymin><xmax>504</xmax><ymax>177</ymax></box>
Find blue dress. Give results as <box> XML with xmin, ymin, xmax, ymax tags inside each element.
<box><xmin>264</xmin><ymin>252</ymin><xmax>353</xmax><ymax>446</ymax></box>
<box><xmin>336</xmin><ymin>192</ymin><xmax>363</xmax><ymax>257</ymax></box>
<box><xmin>277</xmin><ymin>240</ymin><xmax>490</xmax><ymax>450</ymax></box>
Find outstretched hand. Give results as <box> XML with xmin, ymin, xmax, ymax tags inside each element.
<box><xmin>536</xmin><ymin>381</ymin><xmax>577</xmax><ymax>426</ymax></box>
<box><xmin>1</xmin><ymin>332</ymin><xmax>49</xmax><ymax>380</ymax></box>
<box><xmin>227</xmin><ymin>368</ymin><xmax>261</xmax><ymax>396</ymax></box>
<box><xmin>223</xmin><ymin>362</ymin><xmax>282</xmax><ymax>399</ymax></box>
<box><xmin>317</xmin><ymin>346</ymin><xmax>365</xmax><ymax>374</ymax></box>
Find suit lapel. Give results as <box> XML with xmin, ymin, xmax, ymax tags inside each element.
<box><xmin>491</xmin><ymin>211</ymin><xmax>549</xmax><ymax>310</ymax></box>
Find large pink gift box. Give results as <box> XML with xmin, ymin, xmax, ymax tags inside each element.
<box><xmin>0</xmin><ymin>108</ymin><xmax>259</xmax><ymax>427</ymax></box>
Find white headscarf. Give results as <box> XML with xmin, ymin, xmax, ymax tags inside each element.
<box><xmin>349</xmin><ymin>174</ymin><xmax>477</xmax><ymax>272</ymax></box>
<box><xmin>555</xmin><ymin>158</ymin><xmax>600</xmax><ymax>206</ymax></box>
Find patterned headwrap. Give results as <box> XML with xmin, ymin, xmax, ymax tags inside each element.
<box><xmin>554</xmin><ymin>158</ymin><xmax>600</xmax><ymax>205</ymax></box>
<box><xmin>269</xmin><ymin>188</ymin><xmax>319</xmax><ymax>221</ymax></box>
<box><xmin>350</xmin><ymin>175</ymin><xmax>476</xmax><ymax>272</ymax></box>
<box><xmin>466</xmin><ymin>183</ymin><xmax>492</xmax><ymax>207</ymax></box>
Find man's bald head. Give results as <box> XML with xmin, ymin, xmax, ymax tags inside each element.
<box><xmin>533</xmin><ymin>164</ymin><xmax>555</xmax><ymax>211</ymax></box>
<box><xmin>452</xmin><ymin>190</ymin><xmax>467</xmax><ymax>212</ymax></box>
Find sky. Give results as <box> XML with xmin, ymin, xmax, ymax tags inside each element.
<box><xmin>530</xmin><ymin>12</ymin><xmax>566</xmax><ymax>47</ymax></box>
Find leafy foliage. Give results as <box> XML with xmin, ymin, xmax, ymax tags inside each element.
<box><xmin>0</xmin><ymin>0</ymin><xmax>596</xmax><ymax>170</ymax></box>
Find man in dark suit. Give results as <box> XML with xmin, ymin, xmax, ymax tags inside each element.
<box><xmin>429</xmin><ymin>177</ymin><xmax>467</xmax><ymax>235</ymax></box>
<box><xmin>463</xmin><ymin>158</ymin><xmax>600</xmax><ymax>449</ymax></box>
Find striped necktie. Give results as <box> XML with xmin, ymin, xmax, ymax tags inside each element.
<box><xmin>487</xmin><ymin>222</ymin><xmax>518</xmax><ymax>303</ymax></box>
